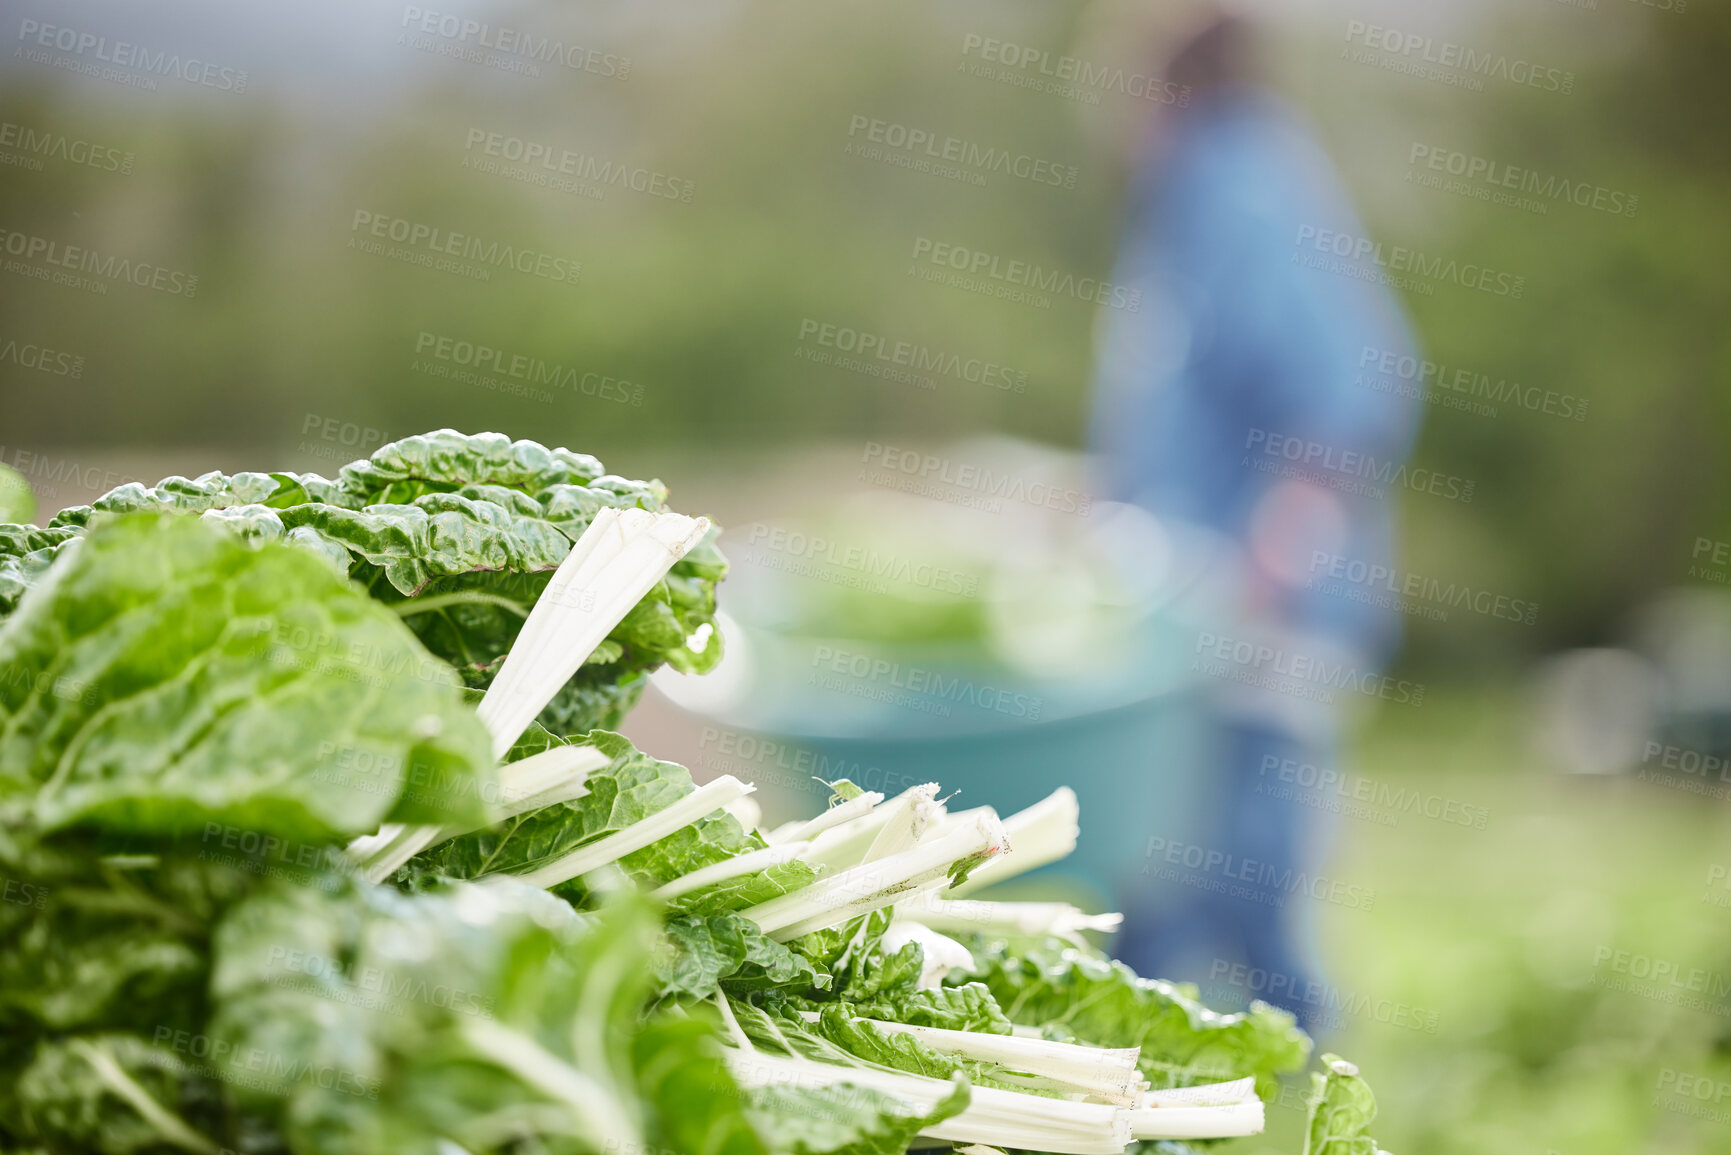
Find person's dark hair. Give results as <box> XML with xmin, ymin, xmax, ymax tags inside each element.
<box><xmin>1165</xmin><ymin>12</ymin><xmax>1259</xmax><ymax>103</ymax></box>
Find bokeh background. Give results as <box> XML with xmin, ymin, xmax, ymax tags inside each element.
<box><xmin>4</xmin><ymin>1</ymin><xmax>1731</xmax><ymax>1153</ymax></box>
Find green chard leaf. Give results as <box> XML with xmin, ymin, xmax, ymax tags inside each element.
<box><xmin>2</xmin><ymin>1032</ymin><xmax>228</xmax><ymax>1155</ymax></box>
<box><xmin>660</xmin><ymin>911</ymin><xmax>825</xmax><ymax>999</ymax></box>
<box><xmin>3</xmin><ymin>430</ymin><xmax>728</xmax><ymax>740</ymax></box>
<box><xmin>0</xmin><ymin>513</ymin><xmax>494</xmax><ymax>843</ymax></box>
<box><xmin>1304</xmin><ymin>1054</ymin><xmax>1391</xmax><ymax>1155</ymax></box>
<box><xmin>207</xmin><ymin>875</ymin><xmax>761</xmax><ymax>1155</ymax></box>
<box><xmin>962</xmin><ymin>934</ymin><xmax>1312</xmax><ymax>1100</ymax></box>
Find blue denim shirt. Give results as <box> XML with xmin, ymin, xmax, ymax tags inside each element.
<box><xmin>1090</xmin><ymin>94</ymin><xmax>1424</xmax><ymax>668</ymax></box>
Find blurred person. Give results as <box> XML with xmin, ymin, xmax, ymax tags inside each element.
<box><xmin>1089</xmin><ymin>11</ymin><xmax>1423</xmax><ymax>1031</ymax></box>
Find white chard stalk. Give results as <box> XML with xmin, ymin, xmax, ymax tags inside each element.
<box><xmin>723</xmin><ymin>1048</ymin><xmax>1131</xmax><ymax>1155</ymax></box>
<box><xmin>352</xmin><ymin>745</ymin><xmax>609</xmax><ymax>883</ymax></box>
<box><xmin>477</xmin><ymin>508</ymin><xmax>711</xmax><ymax>759</ymax></box>
<box><xmin>945</xmin><ymin>787</ymin><xmax>1078</xmax><ymax>896</ymax></box>
<box><xmin>766</xmin><ymin>789</ymin><xmax>884</xmax><ymax>845</ymax></box>
<box><xmin>744</xmin><ymin>811</ymin><xmax>1010</xmax><ymax>940</ymax></box>
<box><xmin>648</xmin><ymin>840</ymin><xmax>814</xmax><ymax>902</ymax></box>
<box><xmin>899</xmin><ymin>893</ymin><xmax>1123</xmax><ymax>941</ymax></box>
<box><xmin>1126</xmin><ymin>1101</ymin><xmax>1265</xmax><ymax>1140</ymax></box>
<box><xmin>512</xmin><ymin>776</ymin><xmax>755</xmax><ymax>889</ymax></box>
<box><xmin>858</xmin><ymin>784</ymin><xmax>943</xmax><ymax>863</ymax></box>
<box><xmin>861</xmin><ymin>1020</ymin><xmax>1147</xmax><ymax>1106</ymax></box>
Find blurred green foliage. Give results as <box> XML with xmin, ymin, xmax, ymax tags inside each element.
<box><xmin>1211</xmin><ymin>689</ymin><xmax>1731</xmax><ymax>1155</ymax></box>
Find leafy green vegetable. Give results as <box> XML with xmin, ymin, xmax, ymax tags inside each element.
<box><xmin>0</xmin><ymin>430</ymin><xmax>727</xmax><ymax>738</ymax></box>
<box><xmin>410</xmin><ymin>731</ymin><xmax>735</xmax><ymax>888</ymax></box>
<box><xmin>3</xmin><ymin>1033</ymin><xmax>227</xmax><ymax>1155</ymax></box>
<box><xmin>1304</xmin><ymin>1054</ymin><xmax>1391</xmax><ymax>1155</ymax></box>
<box><xmin>661</xmin><ymin>911</ymin><xmax>825</xmax><ymax>998</ymax></box>
<box><xmin>0</xmin><ymin>430</ymin><xmax>1397</xmax><ymax>1155</ymax></box>
<box><xmin>962</xmin><ymin>934</ymin><xmax>1312</xmax><ymax>1099</ymax></box>
<box><xmin>207</xmin><ymin>875</ymin><xmax>763</xmax><ymax>1155</ymax></box>
<box><xmin>0</xmin><ymin>512</ymin><xmax>494</xmax><ymax>842</ymax></box>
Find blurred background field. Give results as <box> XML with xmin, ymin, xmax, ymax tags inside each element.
<box><xmin>5</xmin><ymin>0</ymin><xmax>1731</xmax><ymax>1151</ymax></box>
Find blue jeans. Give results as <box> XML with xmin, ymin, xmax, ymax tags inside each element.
<box><xmin>1116</xmin><ymin>720</ymin><xmax>1334</xmax><ymax>1037</ymax></box>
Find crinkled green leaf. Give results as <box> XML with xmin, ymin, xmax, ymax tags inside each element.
<box><xmin>962</xmin><ymin>934</ymin><xmax>1312</xmax><ymax>1100</ymax></box>
<box><xmin>0</xmin><ymin>513</ymin><xmax>493</xmax><ymax>842</ymax></box>
<box><xmin>412</xmin><ymin>731</ymin><xmax>691</xmax><ymax>884</ymax></box>
<box><xmin>1305</xmin><ymin>1054</ymin><xmax>1390</xmax><ymax>1155</ymax></box>
<box><xmin>660</xmin><ymin>911</ymin><xmax>824</xmax><ymax>999</ymax></box>
<box><xmin>0</xmin><ymin>523</ymin><xmax>78</xmax><ymax>617</ymax></box>
<box><xmin>209</xmin><ymin>876</ymin><xmax>748</xmax><ymax>1155</ymax></box>
<box><xmin>0</xmin><ymin>825</ymin><xmax>258</xmax><ymax>1035</ymax></box>
<box><xmin>672</xmin><ymin>858</ymin><xmax>824</xmax><ymax>917</ymax></box>
<box><xmin>7</xmin><ymin>431</ymin><xmax>727</xmax><ymax>740</ymax></box>
<box><xmin>842</xmin><ymin>982</ymin><xmax>1011</xmax><ymax>1035</ymax></box>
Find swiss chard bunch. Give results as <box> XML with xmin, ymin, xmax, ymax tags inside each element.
<box><xmin>0</xmin><ymin>430</ymin><xmax>727</xmax><ymax>737</ymax></box>
<box><xmin>0</xmin><ymin>510</ymin><xmax>761</xmax><ymax>1155</ymax></box>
